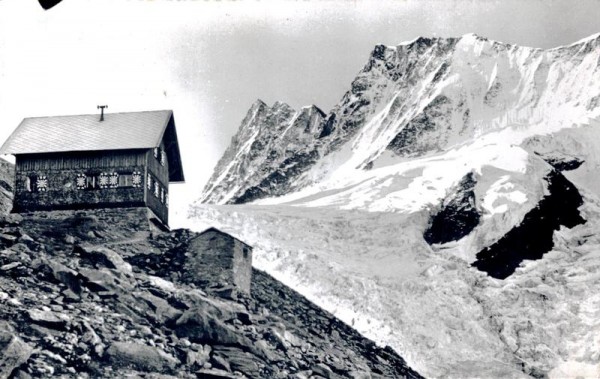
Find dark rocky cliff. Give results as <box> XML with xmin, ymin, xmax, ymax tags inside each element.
<box><xmin>424</xmin><ymin>172</ymin><xmax>480</xmax><ymax>245</ymax></box>
<box><xmin>473</xmin><ymin>171</ymin><xmax>586</xmax><ymax>279</ymax></box>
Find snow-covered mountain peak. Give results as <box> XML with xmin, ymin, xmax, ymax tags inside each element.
<box><xmin>250</xmin><ymin>98</ymin><xmax>267</xmax><ymax>107</ymax></box>
<box><xmin>271</xmin><ymin>100</ymin><xmax>294</xmax><ymax>111</ymax></box>
<box><xmin>300</xmin><ymin>104</ymin><xmax>325</xmax><ymax>115</ymax></box>
<box><xmin>201</xmin><ymin>33</ymin><xmax>600</xmax><ymax>208</ymax></box>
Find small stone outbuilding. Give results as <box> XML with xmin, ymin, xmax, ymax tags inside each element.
<box><xmin>185</xmin><ymin>228</ymin><xmax>253</xmax><ymax>294</ymax></box>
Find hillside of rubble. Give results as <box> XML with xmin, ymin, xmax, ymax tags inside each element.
<box><xmin>0</xmin><ymin>208</ymin><xmax>421</xmax><ymax>379</ymax></box>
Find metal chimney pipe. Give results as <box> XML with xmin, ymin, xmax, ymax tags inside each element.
<box><xmin>97</xmin><ymin>105</ymin><xmax>108</xmax><ymax>121</ymax></box>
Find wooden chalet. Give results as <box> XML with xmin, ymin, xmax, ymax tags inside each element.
<box><xmin>0</xmin><ymin>110</ymin><xmax>184</xmax><ymax>226</ymax></box>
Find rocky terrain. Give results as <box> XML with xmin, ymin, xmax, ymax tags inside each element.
<box><xmin>0</xmin><ymin>208</ymin><xmax>421</xmax><ymax>379</ymax></box>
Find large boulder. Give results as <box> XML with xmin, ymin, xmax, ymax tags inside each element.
<box><xmin>78</xmin><ymin>267</ymin><xmax>133</xmax><ymax>294</ymax></box>
<box><xmin>0</xmin><ymin>325</ymin><xmax>33</xmax><ymax>379</ymax></box>
<box><xmin>104</xmin><ymin>342</ymin><xmax>179</xmax><ymax>372</ymax></box>
<box><xmin>174</xmin><ymin>304</ymin><xmax>252</xmax><ymax>348</ymax></box>
<box><xmin>134</xmin><ymin>292</ymin><xmax>183</xmax><ymax>325</ymax></box>
<box><xmin>212</xmin><ymin>346</ymin><xmax>262</xmax><ymax>378</ymax></box>
<box><xmin>76</xmin><ymin>245</ymin><xmax>132</xmax><ymax>273</ymax></box>
<box><xmin>27</xmin><ymin>309</ymin><xmax>69</xmax><ymax>331</ymax></box>
<box><xmin>34</xmin><ymin>259</ymin><xmax>82</xmax><ymax>295</ymax></box>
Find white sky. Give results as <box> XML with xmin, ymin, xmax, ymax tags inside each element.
<box><xmin>0</xmin><ymin>0</ymin><xmax>598</xmax><ymax>226</ymax></box>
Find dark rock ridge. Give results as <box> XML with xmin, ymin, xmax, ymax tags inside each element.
<box><xmin>0</xmin><ymin>209</ymin><xmax>422</xmax><ymax>378</ymax></box>
<box><xmin>472</xmin><ymin>171</ymin><xmax>586</xmax><ymax>279</ymax></box>
<box><xmin>201</xmin><ymin>36</ymin><xmax>462</xmax><ymax>204</ymax></box>
<box><xmin>201</xmin><ymin>100</ymin><xmax>327</xmax><ymax>205</ymax></box>
<box><xmin>387</xmin><ymin>94</ymin><xmax>453</xmax><ymax>157</ymax></box>
<box><xmin>534</xmin><ymin>152</ymin><xmax>584</xmax><ymax>172</ymax></box>
<box><xmin>232</xmin><ymin>150</ymin><xmax>320</xmax><ymax>204</ymax></box>
<box><xmin>424</xmin><ymin>172</ymin><xmax>480</xmax><ymax>245</ymax></box>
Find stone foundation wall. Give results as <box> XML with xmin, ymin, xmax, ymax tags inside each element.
<box><xmin>17</xmin><ymin>207</ymin><xmax>156</xmax><ymax>248</ymax></box>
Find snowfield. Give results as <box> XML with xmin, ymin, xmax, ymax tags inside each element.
<box><xmin>186</xmin><ymin>200</ymin><xmax>600</xmax><ymax>378</ymax></box>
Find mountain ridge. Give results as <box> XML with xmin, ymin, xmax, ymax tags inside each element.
<box><xmin>200</xmin><ymin>32</ymin><xmax>600</xmax><ymax>206</ymax></box>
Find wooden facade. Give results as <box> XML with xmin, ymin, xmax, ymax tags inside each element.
<box><xmin>1</xmin><ymin>110</ymin><xmax>184</xmax><ymax>227</ymax></box>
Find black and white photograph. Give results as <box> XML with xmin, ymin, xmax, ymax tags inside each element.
<box><xmin>0</xmin><ymin>0</ymin><xmax>599</xmax><ymax>378</ymax></box>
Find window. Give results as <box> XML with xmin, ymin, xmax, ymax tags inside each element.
<box><xmin>132</xmin><ymin>172</ymin><xmax>142</xmax><ymax>188</ymax></box>
<box><xmin>154</xmin><ymin>181</ymin><xmax>160</xmax><ymax>198</ymax></box>
<box><xmin>147</xmin><ymin>174</ymin><xmax>152</xmax><ymax>190</ymax></box>
<box><xmin>109</xmin><ymin>173</ymin><xmax>119</xmax><ymax>188</ymax></box>
<box><xmin>76</xmin><ymin>173</ymin><xmax>99</xmax><ymax>190</ymax></box>
<box><xmin>75</xmin><ymin>174</ymin><xmax>100</xmax><ymax>190</ymax></box>
<box><xmin>154</xmin><ymin>147</ymin><xmax>166</xmax><ymax>166</ymax></box>
<box><xmin>77</xmin><ymin>172</ymin><xmax>141</xmax><ymax>190</ymax></box>
<box><xmin>36</xmin><ymin>176</ymin><xmax>48</xmax><ymax>192</ymax></box>
<box><xmin>98</xmin><ymin>173</ymin><xmax>109</xmax><ymax>189</ymax></box>
<box><xmin>76</xmin><ymin>173</ymin><xmax>86</xmax><ymax>190</ymax></box>
<box><xmin>118</xmin><ymin>174</ymin><xmax>132</xmax><ymax>187</ymax></box>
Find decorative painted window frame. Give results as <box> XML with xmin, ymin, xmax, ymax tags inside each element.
<box><xmin>153</xmin><ymin>181</ymin><xmax>160</xmax><ymax>198</ymax></box>
<box><xmin>76</xmin><ymin>173</ymin><xmax>86</xmax><ymax>190</ymax></box>
<box><xmin>109</xmin><ymin>172</ymin><xmax>119</xmax><ymax>188</ymax></box>
<box><xmin>36</xmin><ymin>176</ymin><xmax>48</xmax><ymax>192</ymax></box>
<box><xmin>132</xmin><ymin>171</ymin><xmax>143</xmax><ymax>188</ymax></box>
<box><xmin>98</xmin><ymin>173</ymin><xmax>109</xmax><ymax>189</ymax></box>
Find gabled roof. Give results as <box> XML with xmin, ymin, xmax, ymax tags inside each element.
<box><xmin>0</xmin><ymin>110</ymin><xmax>184</xmax><ymax>182</ymax></box>
<box><xmin>193</xmin><ymin>227</ymin><xmax>253</xmax><ymax>248</ymax></box>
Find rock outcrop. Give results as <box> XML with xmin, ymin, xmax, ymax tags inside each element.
<box><xmin>424</xmin><ymin>172</ymin><xmax>480</xmax><ymax>244</ymax></box>
<box><xmin>473</xmin><ymin>170</ymin><xmax>586</xmax><ymax>279</ymax></box>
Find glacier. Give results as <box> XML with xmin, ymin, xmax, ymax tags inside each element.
<box><xmin>185</xmin><ymin>199</ymin><xmax>600</xmax><ymax>378</ymax></box>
